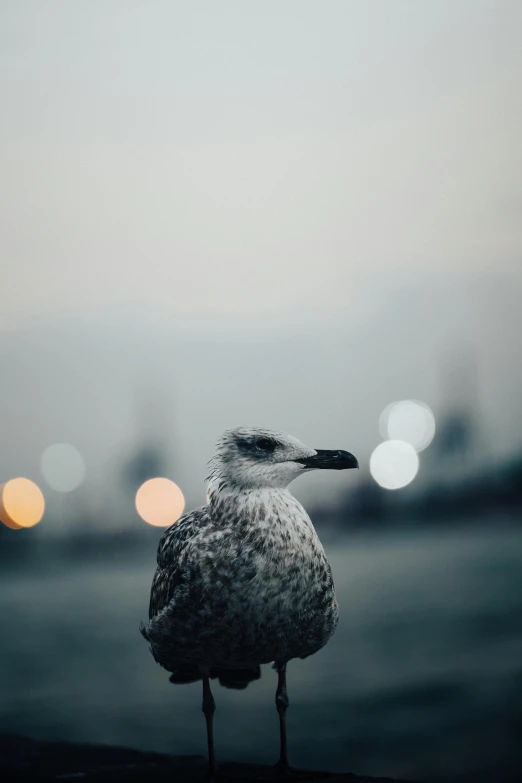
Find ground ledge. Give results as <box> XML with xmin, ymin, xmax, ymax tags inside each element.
<box><xmin>0</xmin><ymin>734</ymin><xmax>423</xmax><ymax>783</ymax></box>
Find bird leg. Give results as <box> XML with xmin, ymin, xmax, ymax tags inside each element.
<box><xmin>201</xmin><ymin>670</ymin><xmax>217</xmax><ymax>780</ymax></box>
<box><xmin>272</xmin><ymin>662</ymin><xmax>330</xmax><ymax>780</ymax></box>
<box><xmin>274</xmin><ymin>661</ymin><xmax>290</xmax><ymax>771</ymax></box>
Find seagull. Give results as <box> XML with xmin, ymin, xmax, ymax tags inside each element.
<box><xmin>140</xmin><ymin>427</ymin><xmax>358</xmax><ymax>780</ymax></box>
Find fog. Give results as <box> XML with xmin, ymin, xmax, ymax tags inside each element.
<box><xmin>2</xmin><ymin>4</ymin><xmax>522</xmax><ymax>781</ymax></box>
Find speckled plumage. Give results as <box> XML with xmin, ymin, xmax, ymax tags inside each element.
<box><xmin>140</xmin><ymin>428</ymin><xmax>343</xmax><ymax>676</ymax></box>
<box><xmin>140</xmin><ymin>427</ymin><xmax>358</xmax><ymax>776</ymax></box>
<box><xmin>143</xmin><ymin>487</ymin><xmax>338</xmax><ymax>671</ymax></box>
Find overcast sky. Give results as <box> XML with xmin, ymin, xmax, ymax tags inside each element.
<box><xmin>2</xmin><ymin>0</ymin><xmax>521</xmax><ymax>327</ymax></box>
<box><xmin>1</xmin><ymin>2</ymin><xmax>522</xmax><ymax>522</ymax></box>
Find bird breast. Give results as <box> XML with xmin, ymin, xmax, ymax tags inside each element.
<box><xmin>146</xmin><ymin>488</ymin><xmax>339</xmax><ymax>669</ymax></box>
<box><xmin>203</xmin><ymin>489</ymin><xmax>339</xmax><ymax>662</ymax></box>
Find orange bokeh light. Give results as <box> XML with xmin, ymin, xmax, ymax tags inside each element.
<box><xmin>0</xmin><ymin>478</ymin><xmax>45</xmax><ymax>529</ymax></box>
<box><xmin>135</xmin><ymin>478</ymin><xmax>185</xmax><ymax>527</ymax></box>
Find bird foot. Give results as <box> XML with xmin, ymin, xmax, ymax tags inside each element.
<box><xmin>202</xmin><ymin>763</ymin><xmax>219</xmax><ymax>782</ymax></box>
<box><xmin>269</xmin><ymin>762</ymin><xmax>332</xmax><ymax>780</ymax></box>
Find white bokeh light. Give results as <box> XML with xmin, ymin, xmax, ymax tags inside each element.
<box><xmin>41</xmin><ymin>443</ymin><xmax>86</xmax><ymax>493</ymax></box>
<box><xmin>379</xmin><ymin>400</ymin><xmax>436</xmax><ymax>452</ymax></box>
<box><xmin>378</xmin><ymin>402</ymin><xmax>398</xmax><ymax>440</ymax></box>
<box><xmin>370</xmin><ymin>440</ymin><xmax>419</xmax><ymax>490</ymax></box>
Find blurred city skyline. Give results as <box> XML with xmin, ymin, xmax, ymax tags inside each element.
<box><xmin>2</xmin><ymin>1</ymin><xmax>522</xmax><ymax>528</ymax></box>
<box><xmin>1</xmin><ymin>271</ymin><xmax>521</xmax><ymax>530</ymax></box>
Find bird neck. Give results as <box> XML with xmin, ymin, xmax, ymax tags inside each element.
<box><xmin>208</xmin><ymin>477</ymin><xmax>290</xmax><ymax>502</ymax></box>
<box><xmin>206</xmin><ymin>478</ymin><xmax>305</xmax><ymax>526</ymax></box>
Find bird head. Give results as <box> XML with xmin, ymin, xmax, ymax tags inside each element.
<box><xmin>208</xmin><ymin>427</ymin><xmax>358</xmax><ymax>490</ymax></box>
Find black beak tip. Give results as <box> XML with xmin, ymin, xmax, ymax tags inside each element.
<box><xmin>339</xmin><ymin>450</ymin><xmax>359</xmax><ymax>470</ymax></box>
<box><xmin>296</xmin><ymin>449</ymin><xmax>359</xmax><ymax>470</ymax></box>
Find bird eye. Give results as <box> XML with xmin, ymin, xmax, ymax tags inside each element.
<box><xmin>256</xmin><ymin>437</ymin><xmax>276</xmax><ymax>453</ymax></box>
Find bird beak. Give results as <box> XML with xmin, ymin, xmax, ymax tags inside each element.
<box><xmin>295</xmin><ymin>449</ymin><xmax>359</xmax><ymax>470</ymax></box>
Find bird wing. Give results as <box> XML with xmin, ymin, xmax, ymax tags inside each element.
<box><xmin>148</xmin><ymin>506</ymin><xmax>210</xmax><ymax>620</ymax></box>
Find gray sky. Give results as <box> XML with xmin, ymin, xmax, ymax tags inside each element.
<box><xmin>2</xmin><ymin>0</ymin><xmax>521</xmax><ymax>326</ymax></box>
<box><xmin>1</xmin><ymin>1</ymin><xmax>522</xmax><ymax>525</ymax></box>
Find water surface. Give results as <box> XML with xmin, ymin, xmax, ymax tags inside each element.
<box><xmin>1</xmin><ymin>521</ymin><xmax>521</xmax><ymax>782</ymax></box>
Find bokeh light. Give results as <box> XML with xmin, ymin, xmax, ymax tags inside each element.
<box><xmin>135</xmin><ymin>478</ymin><xmax>185</xmax><ymax>527</ymax></box>
<box><xmin>0</xmin><ymin>478</ymin><xmax>45</xmax><ymax>529</ymax></box>
<box><xmin>370</xmin><ymin>440</ymin><xmax>419</xmax><ymax>490</ymax></box>
<box><xmin>379</xmin><ymin>400</ymin><xmax>436</xmax><ymax>452</ymax></box>
<box><xmin>41</xmin><ymin>443</ymin><xmax>86</xmax><ymax>492</ymax></box>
